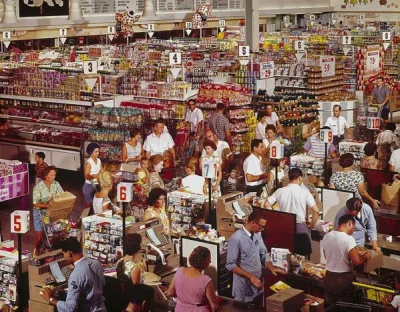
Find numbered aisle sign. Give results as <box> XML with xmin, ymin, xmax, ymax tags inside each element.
<box><xmin>260</xmin><ymin>61</ymin><xmax>274</xmax><ymax>79</ymax></box>
<box><xmin>148</xmin><ymin>24</ymin><xmax>155</xmax><ymax>31</ymax></box>
<box><xmin>367</xmin><ymin>117</ymin><xmax>380</xmax><ymax>130</ymax></box>
<box><xmin>270</xmin><ymin>141</ymin><xmax>284</xmax><ymax>159</ymax></box>
<box><xmin>83</xmin><ymin>60</ymin><xmax>98</xmax><ymax>74</ymax></box>
<box><xmin>320</xmin><ymin>56</ymin><xmax>335</xmax><ymax>77</ymax></box>
<box><xmin>382</xmin><ymin>32</ymin><xmax>391</xmax><ymax>41</ymax></box>
<box><xmin>11</xmin><ymin>211</ymin><xmax>30</xmax><ymax>234</ymax></box>
<box><xmin>169</xmin><ymin>52</ymin><xmax>182</xmax><ymax>65</ymax></box>
<box><xmin>108</xmin><ymin>26</ymin><xmax>116</xmax><ymax>34</ymax></box>
<box><xmin>185</xmin><ymin>22</ymin><xmax>192</xmax><ymax>29</ymax></box>
<box><xmin>238</xmin><ymin>45</ymin><xmax>250</xmax><ymax>57</ymax></box>
<box><xmin>342</xmin><ymin>36</ymin><xmax>352</xmax><ymax>45</ymax></box>
<box><xmin>218</xmin><ymin>20</ymin><xmax>226</xmax><ymax>27</ymax></box>
<box><xmin>320</xmin><ymin>129</ymin><xmax>333</xmax><ymax>143</ymax></box>
<box><xmin>117</xmin><ymin>182</ymin><xmax>133</xmax><ymax>202</ymax></box>
<box><xmin>310</xmin><ymin>14</ymin><xmax>316</xmax><ymax>25</ymax></box>
<box><xmin>59</xmin><ymin>28</ymin><xmax>67</xmax><ymax>37</ymax></box>
<box><xmin>202</xmin><ymin>160</ymin><xmax>216</xmax><ymax>179</ymax></box>
<box><xmin>283</xmin><ymin>16</ymin><xmax>290</xmax><ymax>23</ymax></box>
<box><xmin>3</xmin><ymin>31</ymin><xmax>11</xmax><ymax>40</ymax></box>
<box><xmin>294</xmin><ymin>40</ymin><xmax>305</xmax><ymax>51</ymax></box>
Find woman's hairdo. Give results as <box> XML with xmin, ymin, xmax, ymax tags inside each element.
<box><xmin>188</xmin><ymin>246</ymin><xmax>211</xmax><ymax>271</ymax></box>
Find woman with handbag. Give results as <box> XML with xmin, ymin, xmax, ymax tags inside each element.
<box><xmin>32</xmin><ymin>166</ymin><xmax>63</xmax><ymax>256</ymax></box>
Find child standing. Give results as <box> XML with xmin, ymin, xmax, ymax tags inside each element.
<box><xmin>174</xmin><ymin>121</ymin><xmax>190</xmax><ymax>162</ymax></box>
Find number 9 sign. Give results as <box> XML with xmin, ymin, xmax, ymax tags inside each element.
<box><xmin>320</xmin><ymin>129</ymin><xmax>333</xmax><ymax>143</ymax></box>
<box><xmin>11</xmin><ymin>211</ymin><xmax>30</xmax><ymax>234</ymax></box>
<box><xmin>117</xmin><ymin>182</ymin><xmax>133</xmax><ymax>202</ymax></box>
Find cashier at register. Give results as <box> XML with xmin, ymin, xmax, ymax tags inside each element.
<box><xmin>334</xmin><ymin>198</ymin><xmax>380</xmax><ymax>251</ymax></box>
<box><xmin>226</xmin><ymin>210</ymin><xmax>285</xmax><ymax>304</ymax></box>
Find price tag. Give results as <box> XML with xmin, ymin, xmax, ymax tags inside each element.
<box><xmin>367</xmin><ymin>117</ymin><xmax>380</xmax><ymax>130</ymax></box>
<box><xmin>310</xmin><ymin>14</ymin><xmax>316</xmax><ymax>21</ymax></box>
<box><xmin>185</xmin><ymin>22</ymin><xmax>192</xmax><ymax>29</ymax></box>
<box><xmin>202</xmin><ymin>160</ymin><xmax>216</xmax><ymax>179</ymax></box>
<box><xmin>320</xmin><ymin>56</ymin><xmax>335</xmax><ymax>77</ymax></box>
<box><xmin>260</xmin><ymin>61</ymin><xmax>274</xmax><ymax>79</ymax></box>
<box><xmin>219</xmin><ymin>20</ymin><xmax>226</xmax><ymax>27</ymax></box>
<box><xmin>11</xmin><ymin>211</ymin><xmax>30</xmax><ymax>234</ymax></box>
<box><xmin>320</xmin><ymin>129</ymin><xmax>333</xmax><ymax>143</ymax></box>
<box><xmin>117</xmin><ymin>182</ymin><xmax>133</xmax><ymax>202</ymax></box>
<box><xmin>294</xmin><ymin>40</ymin><xmax>305</xmax><ymax>51</ymax></box>
<box><xmin>366</xmin><ymin>50</ymin><xmax>380</xmax><ymax>71</ymax></box>
<box><xmin>283</xmin><ymin>16</ymin><xmax>290</xmax><ymax>23</ymax></box>
<box><xmin>382</xmin><ymin>32</ymin><xmax>391</xmax><ymax>41</ymax></box>
<box><xmin>83</xmin><ymin>60</ymin><xmax>98</xmax><ymax>74</ymax></box>
<box><xmin>3</xmin><ymin>31</ymin><xmax>11</xmax><ymax>40</ymax></box>
<box><xmin>169</xmin><ymin>52</ymin><xmax>182</xmax><ymax>65</ymax></box>
<box><xmin>270</xmin><ymin>141</ymin><xmax>284</xmax><ymax>159</ymax></box>
<box><xmin>147</xmin><ymin>24</ymin><xmax>155</xmax><ymax>31</ymax></box>
<box><xmin>59</xmin><ymin>28</ymin><xmax>67</xmax><ymax>37</ymax></box>
<box><xmin>107</xmin><ymin>26</ymin><xmax>115</xmax><ymax>34</ymax></box>
<box><xmin>342</xmin><ymin>36</ymin><xmax>352</xmax><ymax>45</ymax></box>
<box><xmin>238</xmin><ymin>45</ymin><xmax>250</xmax><ymax>57</ymax></box>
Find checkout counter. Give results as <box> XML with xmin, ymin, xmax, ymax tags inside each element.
<box><xmin>216</xmin><ymin>191</ymin><xmax>251</xmax><ymax>239</ymax></box>
<box><xmin>28</xmin><ymin>249</ymin><xmax>74</xmax><ymax>312</ymax></box>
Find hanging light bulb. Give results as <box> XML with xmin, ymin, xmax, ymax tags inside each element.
<box><xmin>141</xmin><ymin>0</ymin><xmax>157</xmax><ymax>20</ymax></box>
<box><xmin>2</xmin><ymin>0</ymin><xmax>18</xmax><ymax>24</ymax></box>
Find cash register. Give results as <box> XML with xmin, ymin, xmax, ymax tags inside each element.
<box><xmin>129</xmin><ymin>218</ymin><xmax>179</xmax><ymax>276</ymax></box>
<box><xmin>28</xmin><ymin>249</ymin><xmax>74</xmax><ymax>312</ymax></box>
<box><xmin>216</xmin><ymin>191</ymin><xmax>252</xmax><ymax>239</ymax></box>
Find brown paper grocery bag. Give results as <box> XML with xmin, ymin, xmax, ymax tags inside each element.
<box><xmin>48</xmin><ymin>191</ymin><xmax>76</xmax><ymax>220</ymax></box>
<box><xmin>380</xmin><ymin>182</ymin><xmax>400</xmax><ymax>213</ymax></box>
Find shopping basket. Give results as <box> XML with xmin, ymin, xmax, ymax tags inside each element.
<box><xmin>324</xmin><ymin>302</ymin><xmax>372</xmax><ymax>311</ymax></box>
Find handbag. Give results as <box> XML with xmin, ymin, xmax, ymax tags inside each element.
<box><xmin>380</xmin><ymin>181</ymin><xmax>400</xmax><ymax>213</ymax></box>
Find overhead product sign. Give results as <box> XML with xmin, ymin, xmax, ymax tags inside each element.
<box><xmin>366</xmin><ymin>50</ymin><xmax>380</xmax><ymax>71</ymax></box>
<box><xmin>320</xmin><ymin>56</ymin><xmax>335</xmax><ymax>77</ymax></box>
<box><xmin>260</xmin><ymin>61</ymin><xmax>274</xmax><ymax>79</ymax></box>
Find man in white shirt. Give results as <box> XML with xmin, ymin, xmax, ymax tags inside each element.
<box><xmin>144</xmin><ymin>119</ymin><xmax>176</xmax><ymax>161</ymax></box>
<box><xmin>243</xmin><ymin>139</ymin><xmax>270</xmax><ymax>193</ymax></box>
<box><xmin>321</xmin><ymin>214</ymin><xmax>371</xmax><ymax>306</ymax></box>
<box><xmin>266</xmin><ymin>104</ymin><xmax>283</xmax><ymax>133</ymax></box>
<box><xmin>264</xmin><ymin>168</ymin><xmax>320</xmax><ymax>256</ymax></box>
<box><xmin>325</xmin><ymin>105</ymin><xmax>350</xmax><ymax>147</ymax></box>
<box><xmin>202</xmin><ymin>129</ymin><xmax>233</xmax><ymax>171</ymax></box>
<box><xmin>185</xmin><ymin>99</ymin><xmax>204</xmax><ymax>158</ymax></box>
<box><xmin>391</xmin><ymin>272</ymin><xmax>400</xmax><ymax>312</ymax></box>
<box><xmin>389</xmin><ymin>149</ymin><xmax>400</xmax><ymax>172</ymax></box>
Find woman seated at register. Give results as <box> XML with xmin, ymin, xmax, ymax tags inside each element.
<box><xmin>117</xmin><ymin>233</ymin><xmax>154</xmax><ymax>312</ymax></box>
<box><xmin>148</xmin><ymin>155</ymin><xmax>165</xmax><ymax>191</ymax></box>
<box><xmin>144</xmin><ymin>188</ymin><xmax>169</xmax><ymax>232</ymax></box>
<box><xmin>167</xmin><ymin>246</ymin><xmax>219</xmax><ymax>312</ymax></box>
<box><xmin>92</xmin><ymin>171</ymin><xmax>122</xmax><ymax>216</ymax></box>
<box><xmin>180</xmin><ymin>157</ymin><xmax>207</xmax><ymax>195</ymax></box>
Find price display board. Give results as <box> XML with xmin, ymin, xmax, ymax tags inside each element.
<box><xmin>366</xmin><ymin>50</ymin><xmax>380</xmax><ymax>71</ymax></box>
<box><xmin>260</xmin><ymin>61</ymin><xmax>274</xmax><ymax>79</ymax></box>
<box><xmin>320</xmin><ymin>56</ymin><xmax>335</xmax><ymax>77</ymax></box>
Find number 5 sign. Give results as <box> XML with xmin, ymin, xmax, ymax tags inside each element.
<box><xmin>117</xmin><ymin>182</ymin><xmax>133</xmax><ymax>202</ymax></box>
<box><xmin>11</xmin><ymin>211</ymin><xmax>30</xmax><ymax>233</ymax></box>
<box><xmin>202</xmin><ymin>160</ymin><xmax>216</xmax><ymax>179</ymax></box>
<box><xmin>238</xmin><ymin>46</ymin><xmax>250</xmax><ymax>57</ymax></box>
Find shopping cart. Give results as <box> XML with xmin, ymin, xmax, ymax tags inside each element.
<box><xmin>324</xmin><ymin>302</ymin><xmax>372</xmax><ymax>312</ymax></box>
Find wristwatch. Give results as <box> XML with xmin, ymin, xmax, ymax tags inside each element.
<box><xmin>49</xmin><ymin>297</ymin><xmax>55</xmax><ymax>304</ymax></box>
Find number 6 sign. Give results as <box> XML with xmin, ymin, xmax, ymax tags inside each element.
<box><xmin>11</xmin><ymin>211</ymin><xmax>30</xmax><ymax>233</ymax></box>
<box><xmin>117</xmin><ymin>182</ymin><xmax>133</xmax><ymax>202</ymax></box>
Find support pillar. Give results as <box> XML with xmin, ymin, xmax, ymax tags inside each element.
<box><xmin>245</xmin><ymin>0</ymin><xmax>259</xmax><ymax>52</ymax></box>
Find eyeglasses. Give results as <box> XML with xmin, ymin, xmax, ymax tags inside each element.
<box><xmin>254</xmin><ymin>221</ymin><xmax>265</xmax><ymax>230</ymax></box>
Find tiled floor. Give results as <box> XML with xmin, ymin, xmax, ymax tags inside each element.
<box><xmin>1</xmin><ymin>168</ymin><xmax>265</xmax><ymax>312</ymax></box>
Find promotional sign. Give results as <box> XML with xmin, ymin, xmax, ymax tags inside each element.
<box><xmin>367</xmin><ymin>117</ymin><xmax>380</xmax><ymax>130</ymax></box>
<box><xmin>320</xmin><ymin>56</ymin><xmax>335</xmax><ymax>77</ymax></box>
<box><xmin>320</xmin><ymin>129</ymin><xmax>333</xmax><ymax>143</ymax></box>
<box><xmin>294</xmin><ymin>40</ymin><xmax>305</xmax><ymax>51</ymax></box>
<box><xmin>238</xmin><ymin>45</ymin><xmax>250</xmax><ymax>57</ymax></box>
<box><xmin>260</xmin><ymin>61</ymin><xmax>274</xmax><ymax>79</ymax></box>
<box><xmin>202</xmin><ymin>160</ymin><xmax>216</xmax><ymax>179</ymax></box>
<box><xmin>11</xmin><ymin>211</ymin><xmax>30</xmax><ymax>234</ymax></box>
<box><xmin>0</xmin><ymin>167</ymin><xmax>29</xmax><ymax>201</ymax></box>
<box><xmin>117</xmin><ymin>182</ymin><xmax>133</xmax><ymax>202</ymax></box>
<box><xmin>270</xmin><ymin>141</ymin><xmax>284</xmax><ymax>159</ymax></box>
<box><xmin>366</xmin><ymin>50</ymin><xmax>380</xmax><ymax>71</ymax></box>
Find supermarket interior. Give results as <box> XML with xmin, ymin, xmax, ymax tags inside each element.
<box><xmin>1</xmin><ymin>0</ymin><xmax>400</xmax><ymax>311</ymax></box>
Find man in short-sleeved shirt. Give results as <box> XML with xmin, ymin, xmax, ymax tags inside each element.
<box><xmin>207</xmin><ymin>102</ymin><xmax>233</xmax><ymax>146</ymax></box>
<box><xmin>304</xmin><ymin>128</ymin><xmax>337</xmax><ymax>159</ymax></box>
<box><xmin>266</xmin><ymin>104</ymin><xmax>283</xmax><ymax>133</ymax></box>
<box><xmin>321</xmin><ymin>214</ymin><xmax>371</xmax><ymax>305</ymax></box>
<box><xmin>389</xmin><ymin>148</ymin><xmax>400</xmax><ymax>172</ymax></box>
<box><xmin>185</xmin><ymin>99</ymin><xmax>204</xmax><ymax>157</ymax></box>
<box><xmin>243</xmin><ymin>139</ymin><xmax>269</xmax><ymax>193</ymax></box>
<box><xmin>144</xmin><ymin>119</ymin><xmax>176</xmax><ymax>161</ymax></box>
<box><xmin>370</xmin><ymin>77</ymin><xmax>391</xmax><ymax>121</ymax></box>
<box><xmin>325</xmin><ymin>105</ymin><xmax>350</xmax><ymax>146</ymax></box>
<box><xmin>265</xmin><ymin>168</ymin><xmax>320</xmax><ymax>255</ymax></box>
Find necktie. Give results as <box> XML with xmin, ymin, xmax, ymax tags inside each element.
<box><xmin>250</xmin><ymin>233</ymin><xmax>254</xmax><ymax>240</ymax></box>
<box><xmin>337</xmin><ymin>118</ymin><xmax>340</xmax><ymax>136</ymax></box>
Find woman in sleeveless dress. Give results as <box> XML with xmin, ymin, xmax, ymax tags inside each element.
<box><xmin>122</xmin><ymin>128</ymin><xmax>143</xmax><ymax>166</ymax></box>
<box><xmin>83</xmin><ymin>142</ymin><xmax>102</xmax><ymax>206</ymax></box>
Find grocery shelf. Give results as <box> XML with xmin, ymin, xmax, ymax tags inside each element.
<box><xmin>0</xmin><ymin>94</ymin><xmax>94</xmax><ymax>106</ymax></box>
